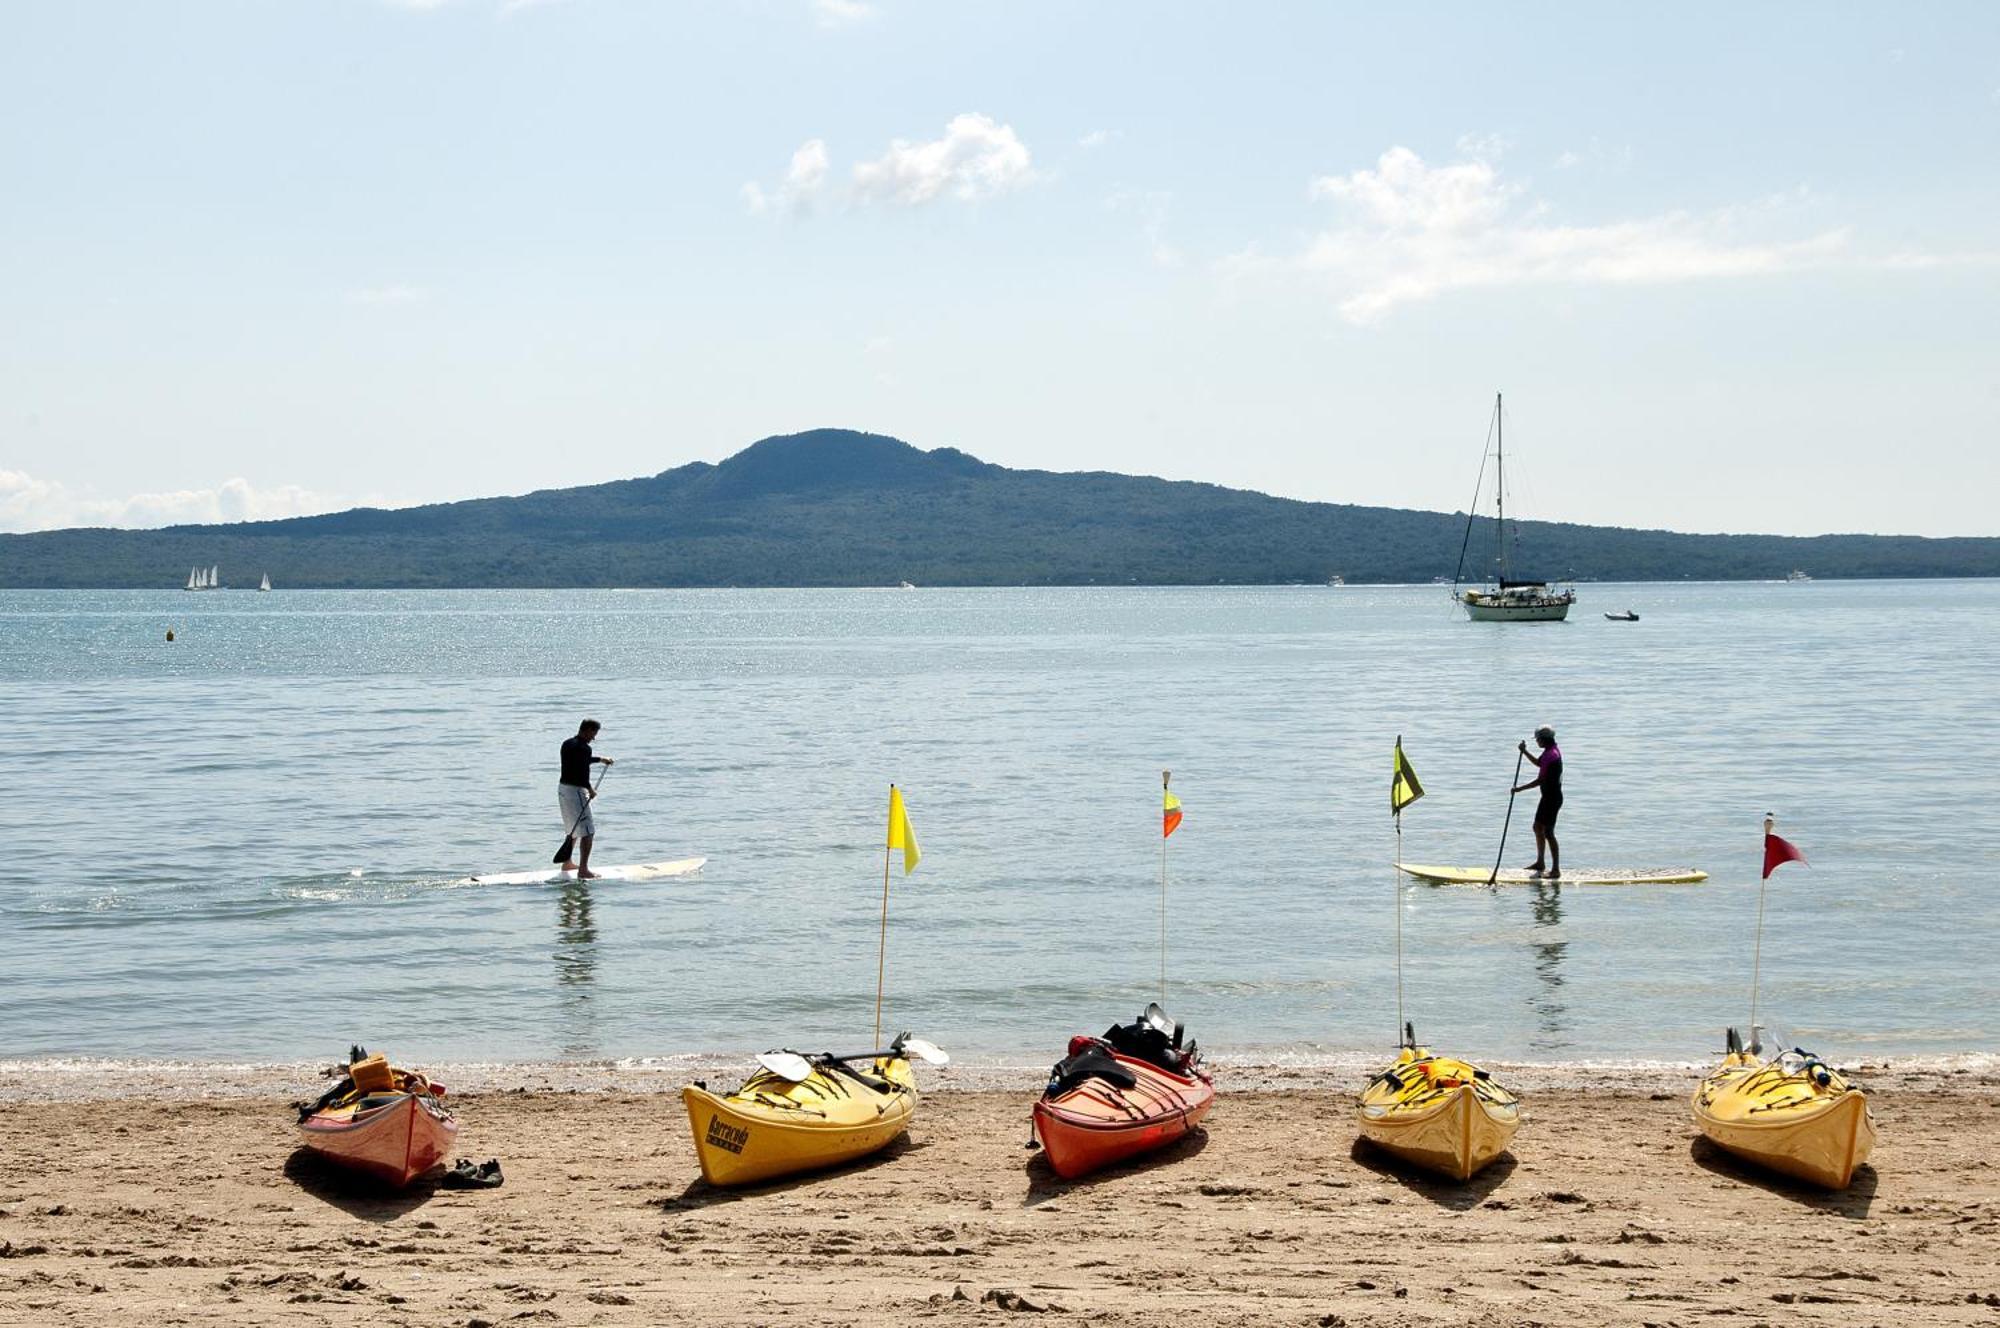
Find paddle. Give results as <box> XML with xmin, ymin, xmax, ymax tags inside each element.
<box><xmin>753</xmin><ymin>1036</ymin><xmax>950</xmax><ymax>1083</ymax></box>
<box><xmin>551</xmin><ymin>763</ymin><xmax>610</xmax><ymax>865</ymax></box>
<box><xmin>1486</xmin><ymin>749</ymin><xmax>1527</xmax><ymax>886</ymax></box>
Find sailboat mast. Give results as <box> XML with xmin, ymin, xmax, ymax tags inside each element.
<box><xmin>1493</xmin><ymin>393</ymin><xmax>1506</xmax><ymax>584</ymax></box>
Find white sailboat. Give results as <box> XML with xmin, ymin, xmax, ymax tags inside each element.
<box><xmin>258</xmin><ymin>572</ymin><xmax>272</xmax><ymax>592</ymax></box>
<box><xmin>1452</xmin><ymin>394</ymin><xmax>1576</xmax><ymax>623</ymax></box>
<box><xmin>209</xmin><ymin>564</ymin><xmax>221</xmax><ymax>590</ymax></box>
<box><xmin>185</xmin><ymin>567</ymin><xmax>199</xmax><ymax>591</ymax></box>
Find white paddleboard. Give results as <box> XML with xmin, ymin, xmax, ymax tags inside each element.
<box><xmin>1396</xmin><ymin>863</ymin><xmax>1707</xmax><ymax>886</ymax></box>
<box><xmin>459</xmin><ymin>857</ymin><xmax>708</xmax><ymax>886</ymax></box>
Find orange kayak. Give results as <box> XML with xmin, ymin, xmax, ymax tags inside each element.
<box><xmin>1031</xmin><ymin>1007</ymin><xmax>1213</xmax><ymax>1180</ymax></box>
<box><xmin>297</xmin><ymin>1050</ymin><xmax>458</xmax><ymax>1188</ymax></box>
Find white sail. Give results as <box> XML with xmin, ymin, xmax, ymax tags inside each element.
<box><xmin>259</xmin><ymin>572</ymin><xmax>271</xmax><ymax>592</ymax></box>
<box><xmin>209</xmin><ymin>565</ymin><xmax>219</xmax><ymax>587</ymax></box>
<box><xmin>186</xmin><ymin>567</ymin><xmax>197</xmax><ymax>590</ymax></box>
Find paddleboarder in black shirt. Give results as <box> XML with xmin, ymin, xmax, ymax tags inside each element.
<box><xmin>1513</xmin><ymin>725</ymin><xmax>1562</xmax><ymax>879</ymax></box>
<box><xmin>558</xmin><ymin>719</ymin><xmax>613</xmax><ymax>879</ymax></box>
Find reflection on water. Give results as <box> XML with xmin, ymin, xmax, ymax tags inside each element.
<box><xmin>1527</xmin><ymin>881</ymin><xmax>1571</xmax><ymax>1051</ymax></box>
<box><xmin>554</xmin><ymin>880</ymin><xmax>598</xmax><ymax>1056</ymax></box>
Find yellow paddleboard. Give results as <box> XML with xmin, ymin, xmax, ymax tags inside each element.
<box><xmin>1396</xmin><ymin>864</ymin><xmax>1707</xmax><ymax>886</ymax></box>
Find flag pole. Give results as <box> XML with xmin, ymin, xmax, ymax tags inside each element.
<box><xmin>1394</xmin><ymin>806</ymin><xmax>1404</xmax><ymax>1045</ymax></box>
<box><xmin>1749</xmin><ymin>812</ymin><xmax>1774</xmax><ymax>1039</ymax></box>
<box><xmin>873</xmin><ymin>785</ymin><xmax>895</xmax><ymax>1048</ymax></box>
<box><xmin>1159</xmin><ymin>769</ymin><xmax>1170</xmax><ymax>1006</ymax></box>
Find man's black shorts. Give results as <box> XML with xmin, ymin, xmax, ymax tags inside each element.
<box><xmin>1533</xmin><ymin>793</ymin><xmax>1562</xmax><ymax>832</ymax></box>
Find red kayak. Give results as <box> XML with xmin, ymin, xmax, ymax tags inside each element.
<box><xmin>1031</xmin><ymin>1005</ymin><xmax>1214</xmax><ymax>1180</ymax></box>
<box><xmin>298</xmin><ymin>1051</ymin><xmax>458</xmax><ymax>1188</ymax></box>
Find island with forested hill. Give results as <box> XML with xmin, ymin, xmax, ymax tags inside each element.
<box><xmin>4</xmin><ymin>429</ymin><xmax>1996</xmax><ymax>587</ymax></box>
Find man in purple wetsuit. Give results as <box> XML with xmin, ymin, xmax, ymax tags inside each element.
<box><xmin>1512</xmin><ymin>725</ymin><xmax>1563</xmax><ymax>879</ymax></box>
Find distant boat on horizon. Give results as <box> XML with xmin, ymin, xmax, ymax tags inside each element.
<box><xmin>1786</xmin><ymin>569</ymin><xmax>1813</xmax><ymax>583</ymax></box>
<box><xmin>258</xmin><ymin>571</ymin><xmax>271</xmax><ymax>592</ymax></box>
<box><xmin>1451</xmin><ymin>394</ymin><xmax>1576</xmax><ymax>623</ymax></box>
<box><xmin>183</xmin><ymin>564</ymin><xmax>222</xmax><ymax>591</ymax></box>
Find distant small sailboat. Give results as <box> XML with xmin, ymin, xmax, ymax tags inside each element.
<box><xmin>1452</xmin><ymin>394</ymin><xmax>1576</xmax><ymax>622</ymax></box>
<box><xmin>258</xmin><ymin>572</ymin><xmax>272</xmax><ymax>592</ymax></box>
<box><xmin>184</xmin><ymin>565</ymin><xmax>219</xmax><ymax>591</ymax></box>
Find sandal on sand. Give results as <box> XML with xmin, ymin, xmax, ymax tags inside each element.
<box><xmin>442</xmin><ymin>1158</ymin><xmax>505</xmax><ymax>1189</ymax></box>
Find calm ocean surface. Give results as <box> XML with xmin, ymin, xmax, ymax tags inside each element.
<box><xmin>1</xmin><ymin>582</ymin><xmax>1994</xmax><ymax>1069</ymax></box>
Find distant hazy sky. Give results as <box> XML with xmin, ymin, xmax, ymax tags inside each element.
<box><xmin>3</xmin><ymin>3</ymin><xmax>1997</xmax><ymax>536</ymax></box>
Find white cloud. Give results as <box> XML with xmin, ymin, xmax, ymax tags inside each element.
<box><xmin>1454</xmin><ymin>131</ymin><xmax>1513</xmax><ymax>161</ymax></box>
<box><xmin>1077</xmin><ymin>129</ymin><xmax>1120</xmax><ymax>150</ymax></box>
<box><xmin>743</xmin><ymin>138</ymin><xmax>830</xmax><ymax>216</ymax></box>
<box><xmin>0</xmin><ymin>472</ymin><xmax>354</xmax><ymax>534</ymax></box>
<box><xmin>851</xmin><ymin>113</ymin><xmax>1034</xmax><ymax>206</ymax></box>
<box><xmin>744</xmin><ymin>115</ymin><xmax>1037</xmax><ymax>214</ymax></box>
<box><xmin>1228</xmin><ymin>145</ymin><xmax>1864</xmax><ymax>323</ymax></box>
<box><xmin>811</xmin><ymin>0</ymin><xmax>877</xmax><ymax>27</ymax></box>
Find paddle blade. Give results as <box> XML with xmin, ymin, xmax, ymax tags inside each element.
<box><xmin>551</xmin><ymin>836</ymin><xmax>575</xmax><ymax>865</ymax></box>
<box><xmin>754</xmin><ymin>1051</ymin><xmax>817</xmax><ymax>1082</ymax></box>
<box><xmin>896</xmin><ymin>1036</ymin><xmax>949</xmax><ymax>1066</ymax></box>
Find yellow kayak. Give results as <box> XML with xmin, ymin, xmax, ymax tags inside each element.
<box><xmin>1357</xmin><ymin>1040</ymin><xmax>1520</xmax><ymax>1181</ymax></box>
<box><xmin>1692</xmin><ymin>1040</ymin><xmax>1875</xmax><ymax>1189</ymax></box>
<box><xmin>683</xmin><ymin>1055</ymin><xmax>916</xmax><ymax>1188</ymax></box>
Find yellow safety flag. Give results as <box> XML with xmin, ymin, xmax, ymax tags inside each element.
<box><xmin>1392</xmin><ymin>737</ymin><xmax>1425</xmax><ymax>816</ymax></box>
<box><xmin>886</xmin><ymin>784</ymin><xmax>921</xmax><ymax>875</ymax></box>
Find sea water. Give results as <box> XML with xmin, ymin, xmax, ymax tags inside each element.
<box><xmin>0</xmin><ymin>582</ymin><xmax>1994</xmax><ymax>1072</ymax></box>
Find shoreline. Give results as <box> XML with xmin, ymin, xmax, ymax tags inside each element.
<box><xmin>5</xmin><ymin>1051</ymin><xmax>1996</xmax><ymax>1103</ymax></box>
<box><xmin>2</xmin><ymin>1084</ymin><xmax>1995</xmax><ymax>1325</ymax></box>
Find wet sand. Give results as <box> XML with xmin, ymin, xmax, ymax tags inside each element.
<box><xmin>3</xmin><ymin>1077</ymin><xmax>1998</xmax><ymax>1325</ymax></box>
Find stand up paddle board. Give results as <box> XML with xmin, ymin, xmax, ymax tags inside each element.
<box><xmin>1396</xmin><ymin>863</ymin><xmax>1707</xmax><ymax>886</ymax></box>
<box><xmin>459</xmin><ymin>857</ymin><xmax>707</xmax><ymax>886</ymax></box>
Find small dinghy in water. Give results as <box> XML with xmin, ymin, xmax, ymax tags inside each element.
<box><xmin>1605</xmin><ymin>610</ymin><xmax>1640</xmax><ymax>621</ymax></box>
<box><xmin>1031</xmin><ymin>1004</ymin><xmax>1214</xmax><ymax>1179</ymax></box>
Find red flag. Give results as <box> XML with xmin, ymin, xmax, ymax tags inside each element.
<box><xmin>1763</xmin><ymin>831</ymin><xmax>1806</xmax><ymax>879</ymax></box>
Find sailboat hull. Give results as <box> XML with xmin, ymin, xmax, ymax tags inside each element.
<box><xmin>1460</xmin><ymin>591</ymin><xmax>1574</xmax><ymax>622</ymax></box>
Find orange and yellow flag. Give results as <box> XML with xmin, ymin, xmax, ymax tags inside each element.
<box><xmin>886</xmin><ymin>784</ymin><xmax>921</xmax><ymax>875</ymax></box>
<box><xmin>1162</xmin><ymin>786</ymin><xmax>1183</xmax><ymax>838</ymax></box>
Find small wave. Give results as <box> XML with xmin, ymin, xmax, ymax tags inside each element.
<box><xmin>5</xmin><ymin>1048</ymin><xmax>1995</xmax><ymax>1103</ymax></box>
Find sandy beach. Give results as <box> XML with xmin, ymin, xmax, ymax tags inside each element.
<box><xmin>4</xmin><ymin>1069</ymin><xmax>1998</xmax><ymax>1326</ymax></box>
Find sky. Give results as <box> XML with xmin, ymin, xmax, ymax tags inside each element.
<box><xmin>2</xmin><ymin>2</ymin><xmax>1997</xmax><ymax>537</ymax></box>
